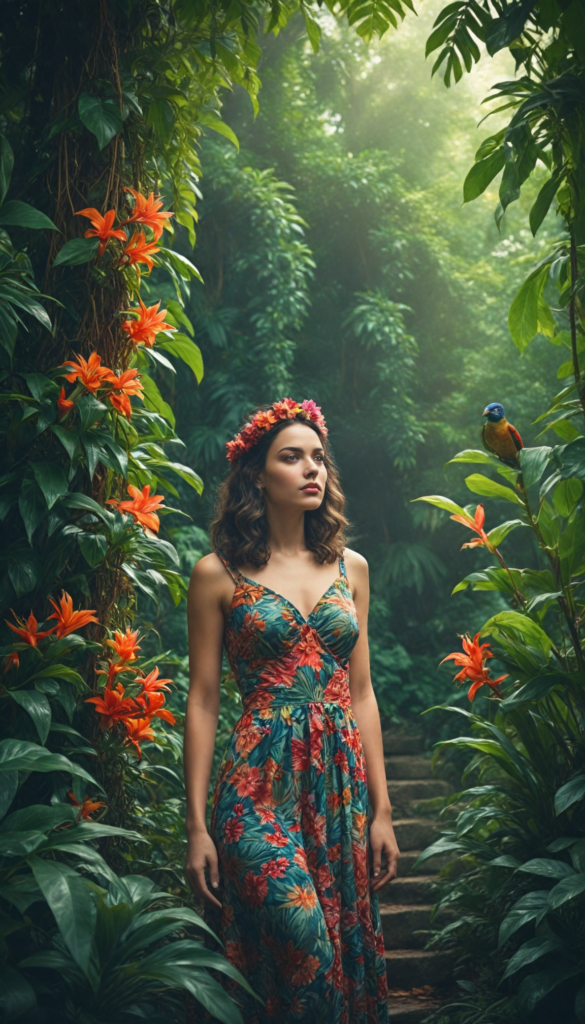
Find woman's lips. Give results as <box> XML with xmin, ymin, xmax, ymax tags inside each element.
<box><xmin>301</xmin><ymin>485</ymin><xmax>320</xmax><ymax>493</ymax></box>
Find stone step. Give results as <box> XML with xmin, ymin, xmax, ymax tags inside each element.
<box><xmin>385</xmin><ymin>756</ymin><xmax>434</xmax><ymax>780</ymax></box>
<box><xmin>387</xmin><ymin>995</ymin><xmax>443</xmax><ymax>1024</ymax></box>
<box><xmin>381</xmin><ymin>875</ymin><xmax>436</xmax><ymax>904</ymax></box>
<box><xmin>389</xmin><ymin>779</ymin><xmax>452</xmax><ymax>804</ymax></box>
<box><xmin>380</xmin><ymin>904</ymin><xmax>437</xmax><ymax>949</ymax></box>
<box><xmin>386</xmin><ymin>949</ymin><xmax>456</xmax><ymax>990</ymax></box>
<box><xmin>397</xmin><ymin>850</ymin><xmax>450</xmax><ymax>876</ymax></box>
<box><xmin>382</xmin><ymin>732</ymin><xmax>424</xmax><ymax>756</ymax></box>
<box><xmin>393</xmin><ymin>818</ymin><xmax>439</xmax><ymax>851</ymax></box>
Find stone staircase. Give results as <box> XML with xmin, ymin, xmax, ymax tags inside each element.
<box><xmin>381</xmin><ymin>730</ymin><xmax>455</xmax><ymax>1023</ymax></box>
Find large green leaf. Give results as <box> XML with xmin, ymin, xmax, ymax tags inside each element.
<box><xmin>53</xmin><ymin>237</ymin><xmax>100</xmax><ymax>267</ymax></box>
<box><xmin>481</xmin><ymin>611</ymin><xmax>553</xmax><ymax>657</ymax></box>
<box><xmin>548</xmin><ymin>873</ymin><xmax>585</xmax><ymax>909</ymax></box>
<box><xmin>502</xmin><ymin>936</ymin><xmax>561</xmax><ymax>980</ymax></box>
<box><xmin>560</xmin><ymin>438</ymin><xmax>585</xmax><ymax>480</ymax></box>
<box><xmin>529</xmin><ymin>172</ymin><xmax>561</xmax><ymax>236</ymax></box>
<box><xmin>508</xmin><ymin>265</ymin><xmax>548</xmax><ymax>351</ymax></box>
<box><xmin>77</xmin><ymin>531</ymin><xmax>108</xmax><ymax>567</ymax></box>
<box><xmin>159</xmin><ymin>333</ymin><xmax>204</xmax><ymax>382</ymax></box>
<box><xmin>78</xmin><ymin>93</ymin><xmax>123</xmax><ymax>150</ymax></box>
<box><xmin>141</xmin><ymin>373</ymin><xmax>176</xmax><ymax>427</ymax></box>
<box><xmin>59</xmin><ymin>491</ymin><xmax>111</xmax><ymax>522</ymax></box>
<box><xmin>500</xmin><ymin>673</ymin><xmax>568</xmax><ymax>711</ymax></box>
<box><xmin>156</xmin><ymin>247</ymin><xmax>202</xmax><ymax>282</ymax></box>
<box><xmin>9</xmin><ymin>691</ymin><xmax>52</xmax><ymax>744</ymax></box>
<box><xmin>486</xmin><ymin>519</ymin><xmax>526</xmax><ymax>547</ymax></box>
<box><xmin>518</xmin><ymin>446</ymin><xmax>552</xmax><ymax>489</ymax></box>
<box><xmin>463</xmin><ymin>147</ymin><xmax>505</xmax><ymax>202</ymax></box>
<box><xmin>0</xmin><ymin>740</ymin><xmax>100</xmax><ymax>789</ymax></box>
<box><xmin>555</xmin><ymin>773</ymin><xmax>585</xmax><ymax>816</ymax></box>
<box><xmin>31</xmin><ymin>461</ymin><xmax>69</xmax><ymax>509</ymax></box>
<box><xmin>412</xmin><ymin>495</ymin><xmax>468</xmax><ymax>516</ymax></box>
<box><xmin>1</xmin><ymin>804</ymin><xmax>77</xmax><ymax>834</ymax></box>
<box><xmin>464</xmin><ymin>473</ymin><xmax>523</xmax><ymax>504</ymax></box>
<box><xmin>447</xmin><ymin>449</ymin><xmax>498</xmax><ymax>467</ymax></box>
<box><xmin>0</xmin><ymin>200</ymin><xmax>58</xmax><ymax>232</ymax></box>
<box><xmin>28</xmin><ymin>858</ymin><xmax>96</xmax><ymax>975</ymax></box>
<box><xmin>498</xmin><ymin>890</ymin><xmax>549</xmax><ymax>947</ymax></box>
<box><xmin>0</xmin><ymin>134</ymin><xmax>14</xmax><ymax>205</ymax></box>
<box><xmin>198</xmin><ymin>111</ymin><xmax>239</xmax><ymax>150</ymax></box>
<box><xmin>0</xmin><ymin>966</ymin><xmax>36</xmax><ymax>1020</ymax></box>
<box><xmin>517</xmin><ymin>858</ymin><xmax>575</xmax><ymax>880</ymax></box>
<box><xmin>18</xmin><ymin>475</ymin><xmax>47</xmax><ymax>543</ymax></box>
<box><xmin>518</xmin><ymin>964</ymin><xmax>581</xmax><ymax>1015</ymax></box>
<box><xmin>554</xmin><ymin>478</ymin><xmax>583</xmax><ymax>516</ymax></box>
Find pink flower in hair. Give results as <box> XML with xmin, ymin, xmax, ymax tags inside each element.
<box><xmin>225</xmin><ymin>398</ymin><xmax>328</xmax><ymax>462</ymax></box>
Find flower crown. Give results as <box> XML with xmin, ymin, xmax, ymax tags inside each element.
<box><xmin>226</xmin><ymin>398</ymin><xmax>328</xmax><ymax>462</ymax></box>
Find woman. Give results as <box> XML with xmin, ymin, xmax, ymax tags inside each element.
<box><xmin>184</xmin><ymin>398</ymin><xmax>399</xmax><ymax>1024</ymax></box>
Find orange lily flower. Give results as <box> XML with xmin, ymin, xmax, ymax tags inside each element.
<box><xmin>5</xmin><ymin>610</ymin><xmax>55</xmax><ymax>646</ymax></box>
<box><xmin>47</xmin><ymin>591</ymin><xmax>99</xmax><ymax>639</ymax></box>
<box><xmin>441</xmin><ymin>632</ymin><xmax>508</xmax><ymax>702</ymax></box>
<box><xmin>121</xmin><ymin>298</ymin><xmax>175</xmax><ymax>349</ymax></box>
<box><xmin>67</xmin><ymin>791</ymin><xmax>106</xmax><ymax>820</ymax></box>
<box><xmin>124</xmin><ymin>716</ymin><xmax>156</xmax><ymax>758</ymax></box>
<box><xmin>135</xmin><ymin>665</ymin><xmax>173</xmax><ymax>694</ymax></box>
<box><xmin>61</xmin><ymin>351</ymin><xmax>114</xmax><ymax>394</ymax></box>
<box><xmin>107</xmin><ymin>484</ymin><xmax>165</xmax><ymax>533</ymax></box>
<box><xmin>57</xmin><ymin>387</ymin><xmax>74</xmax><ymax>418</ymax></box>
<box><xmin>106</xmin><ymin>627</ymin><xmax>142</xmax><ymax>662</ymax></box>
<box><xmin>120</xmin><ymin>188</ymin><xmax>174</xmax><ymax>241</ymax></box>
<box><xmin>3</xmin><ymin>651</ymin><xmax>20</xmax><ymax>672</ymax></box>
<box><xmin>85</xmin><ymin>681</ymin><xmax>137</xmax><ymax>729</ymax></box>
<box><xmin>136</xmin><ymin>689</ymin><xmax>176</xmax><ymax>725</ymax></box>
<box><xmin>450</xmin><ymin>504</ymin><xmax>495</xmax><ymax>553</ymax></box>
<box><xmin>107</xmin><ymin>368</ymin><xmax>144</xmax><ymax>420</ymax></box>
<box><xmin>74</xmin><ymin>208</ymin><xmax>127</xmax><ymax>258</ymax></box>
<box><xmin>122</xmin><ymin>232</ymin><xmax>159</xmax><ymax>273</ymax></box>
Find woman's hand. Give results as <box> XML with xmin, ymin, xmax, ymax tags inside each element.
<box><xmin>369</xmin><ymin>811</ymin><xmax>400</xmax><ymax>892</ymax></box>
<box><xmin>186</xmin><ymin>829</ymin><xmax>222</xmax><ymax>909</ymax></box>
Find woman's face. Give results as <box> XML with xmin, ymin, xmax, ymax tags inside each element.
<box><xmin>258</xmin><ymin>422</ymin><xmax>327</xmax><ymax>512</ymax></box>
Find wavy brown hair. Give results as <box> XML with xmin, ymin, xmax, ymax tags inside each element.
<box><xmin>210</xmin><ymin>413</ymin><xmax>349</xmax><ymax>567</ymax></box>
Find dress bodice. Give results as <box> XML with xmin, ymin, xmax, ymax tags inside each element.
<box><xmin>217</xmin><ymin>551</ymin><xmax>360</xmax><ymax>712</ymax></box>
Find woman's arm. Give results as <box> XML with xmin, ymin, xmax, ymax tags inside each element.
<box><xmin>184</xmin><ymin>554</ymin><xmax>230</xmax><ymax>909</ymax></box>
<box><xmin>345</xmin><ymin>548</ymin><xmax>400</xmax><ymax>892</ymax></box>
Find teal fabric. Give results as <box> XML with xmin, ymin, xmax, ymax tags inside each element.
<box><xmin>203</xmin><ymin>551</ymin><xmax>389</xmax><ymax>1023</ymax></box>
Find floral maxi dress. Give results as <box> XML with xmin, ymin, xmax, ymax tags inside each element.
<box><xmin>201</xmin><ymin>551</ymin><xmax>389</xmax><ymax>1024</ymax></box>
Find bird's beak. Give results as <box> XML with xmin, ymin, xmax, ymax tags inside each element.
<box><xmin>482</xmin><ymin>408</ymin><xmax>489</xmax><ymax>417</ymax></box>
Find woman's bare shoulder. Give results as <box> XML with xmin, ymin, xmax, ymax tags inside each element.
<box><xmin>189</xmin><ymin>552</ymin><xmax>229</xmax><ymax>589</ymax></box>
<box><xmin>343</xmin><ymin>547</ymin><xmax>369</xmax><ymax>577</ymax></box>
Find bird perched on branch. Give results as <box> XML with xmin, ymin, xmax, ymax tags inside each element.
<box><xmin>482</xmin><ymin>402</ymin><xmax>523</xmax><ymax>467</ymax></box>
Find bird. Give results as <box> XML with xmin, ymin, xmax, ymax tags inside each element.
<box><xmin>482</xmin><ymin>402</ymin><xmax>523</xmax><ymax>467</ymax></box>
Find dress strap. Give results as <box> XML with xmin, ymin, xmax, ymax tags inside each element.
<box><xmin>339</xmin><ymin>553</ymin><xmax>347</xmax><ymax>579</ymax></box>
<box><xmin>215</xmin><ymin>549</ymin><xmax>245</xmax><ymax>586</ymax></box>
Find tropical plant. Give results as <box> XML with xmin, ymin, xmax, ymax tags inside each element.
<box><xmin>416</xmin><ymin>432</ymin><xmax>585</xmax><ymax>1019</ymax></box>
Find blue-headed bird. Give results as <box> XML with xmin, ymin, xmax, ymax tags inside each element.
<box><xmin>482</xmin><ymin>403</ymin><xmax>523</xmax><ymax>467</ymax></box>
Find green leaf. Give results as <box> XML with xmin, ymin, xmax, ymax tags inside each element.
<box><xmin>517</xmin><ymin>858</ymin><xmax>575</xmax><ymax>880</ymax></box>
<box><xmin>77</xmin><ymin>531</ymin><xmax>108</xmax><ymax>567</ymax></box>
<box><xmin>198</xmin><ymin>111</ymin><xmax>240</xmax><ymax>150</ymax></box>
<box><xmin>0</xmin><ymin>740</ymin><xmax>100</xmax><ymax>790</ymax></box>
<box><xmin>78</xmin><ymin>93</ymin><xmax>123</xmax><ymax>150</ymax></box>
<box><xmin>0</xmin><ymin>134</ymin><xmax>14</xmax><ymax>206</ymax></box>
<box><xmin>498</xmin><ymin>890</ymin><xmax>549</xmax><ymax>947</ymax></box>
<box><xmin>146</xmin><ymin>100</ymin><xmax>176</xmax><ymax>143</ymax></box>
<box><xmin>500</xmin><ymin>673</ymin><xmax>568</xmax><ymax>711</ymax></box>
<box><xmin>148</xmin><ymin>459</ymin><xmax>203</xmax><ymax>494</ymax></box>
<box><xmin>28</xmin><ymin>858</ymin><xmax>96</xmax><ymax>975</ymax></box>
<box><xmin>481</xmin><ymin>611</ymin><xmax>552</xmax><ymax>657</ymax></box>
<box><xmin>529</xmin><ymin>173</ymin><xmax>561</xmax><ymax>236</ymax></box>
<box><xmin>412</xmin><ymin>495</ymin><xmax>468</xmax><ymax>516</ymax></box>
<box><xmin>464</xmin><ymin>474</ymin><xmax>523</xmax><ymax>504</ymax></box>
<box><xmin>463</xmin><ymin>147</ymin><xmax>505</xmax><ymax>203</ymax></box>
<box><xmin>31</xmin><ymin>462</ymin><xmax>69</xmax><ymax>509</ymax></box>
<box><xmin>0</xmin><ymin>200</ymin><xmax>58</xmax><ymax>232</ymax></box>
<box><xmin>156</xmin><ymin>247</ymin><xmax>203</xmax><ymax>282</ymax></box>
<box><xmin>486</xmin><ymin>519</ymin><xmax>526</xmax><ymax>547</ymax></box>
<box><xmin>508</xmin><ymin>266</ymin><xmax>548</xmax><ymax>352</ymax></box>
<box><xmin>555</xmin><ymin>773</ymin><xmax>585</xmax><ymax>816</ymax></box>
<box><xmin>447</xmin><ymin>449</ymin><xmax>498</xmax><ymax>467</ymax></box>
<box><xmin>18</xmin><ymin>475</ymin><xmax>47</xmax><ymax>543</ymax></box>
<box><xmin>9</xmin><ymin>691</ymin><xmax>52</xmax><ymax>745</ymax></box>
<box><xmin>141</xmin><ymin>373</ymin><xmax>176</xmax><ymax>428</ymax></box>
<box><xmin>548</xmin><ymin>873</ymin><xmax>585</xmax><ymax>909</ymax></box>
<box><xmin>59</xmin><ymin>491</ymin><xmax>111</xmax><ymax>523</ymax></box>
<box><xmin>518</xmin><ymin>964</ymin><xmax>582</xmax><ymax>1017</ymax></box>
<box><xmin>560</xmin><ymin>438</ymin><xmax>585</xmax><ymax>480</ymax></box>
<box><xmin>0</xmin><ymin>966</ymin><xmax>37</xmax><ymax>1019</ymax></box>
<box><xmin>518</xmin><ymin>446</ymin><xmax>552</xmax><ymax>489</ymax></box>
<box><xmin>301</xmin><ymin>5</ymin><xmax>321</xmax><ymax>52</ymax></box>
<box><xmin>53</xmin><ymin>237</ymin><xmax>100</xmax><ymax>267</ymax></box>
<box><xmin>158</xmin><ymin>333</ymin><xmax>204</xmax><ymax>382</ymax></box>
<box><xmin>503</xmin><ymin>936</ymin><xmax>561</xmax><ymax>980</ymax></box>
<box><xmin>51</xmin><ymin>424</ymin><xmax>79</xmax><ymax>460</ymax></box>
<box><xmin>554</xmin><ymin>478</ymin><xmax>583</xmax><ymax>516</ymax></box>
